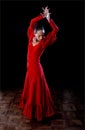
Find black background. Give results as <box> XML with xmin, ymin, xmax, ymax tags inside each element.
<box><xmin>1</xmin><ymin>1</ymin><xmax>84</xmax><ymax>96</ymax></box>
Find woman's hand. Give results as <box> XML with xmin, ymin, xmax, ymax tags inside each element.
<box><xmin>40</xmin><ymin>6</ymin><xmax>51</xmax><ymax>21</ymax></box>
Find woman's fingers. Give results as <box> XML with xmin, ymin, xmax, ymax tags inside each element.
<box><xmin>42</xmin><ymin>6</ymin><xmax>49</xmax><ymax>12</ymax></box>
<box><xmin>41</xmin><ymin>6</ymin><xmax>51</xmax><ymax>18</ymax></box>
<box><xmin>40</xmin><ymin>13</ymin><xmax>43</xmax><ymax>16</ymax></box>
<box><xmin>45</xmin><ymin>6</ymin><xmax>48</xmax><ymax>10</ymax></box>
<box><xmin>42</xmin><ymin>7</ymin><xmax>45</xmax><ymax>11</ymax></box>
<box><xmin>45</xmin><ymin>8</ymin><xmax>50</xmax><ymax>13</ymax></box>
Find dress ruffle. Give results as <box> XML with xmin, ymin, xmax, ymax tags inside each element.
<box><xmin>19</xmin><ymin>98</ymin><xmax>56</xmax><ymax>121</ymax></box>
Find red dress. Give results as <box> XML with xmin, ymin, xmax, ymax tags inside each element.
<box><xmin>19</xmin><ymin>15</ymin><xmax>59</xmax><ymax>121</ymax></box>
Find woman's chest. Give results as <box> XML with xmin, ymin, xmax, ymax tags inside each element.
<box><xmin>28</xmin><ymin>42</ymin><xmax>43</xmax><ymax>56</ymax></box>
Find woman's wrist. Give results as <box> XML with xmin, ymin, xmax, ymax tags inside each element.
<box><xmin>46</xmin><ymin>14</ymin><xmax>50</xmax><ymax>21</ymax></box>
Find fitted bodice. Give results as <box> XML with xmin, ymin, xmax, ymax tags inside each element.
<box><xmin>28</xmin><ymin>41</ymin><xmax>44</xmax><ymax>67</ymax></box>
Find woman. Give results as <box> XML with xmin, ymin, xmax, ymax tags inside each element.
<box><xmin>19</xmin><ymin>6</ymin><xmax>59</xmax><ymax>122</ymax></box>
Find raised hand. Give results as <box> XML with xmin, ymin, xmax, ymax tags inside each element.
<box><xmin>40</xmin><ymin>6</ymin><xmax>51</xmax><ymax>21</ymax></box>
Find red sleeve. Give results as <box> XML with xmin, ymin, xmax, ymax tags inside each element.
<box><xmin>42</xmin><ymin>19</ymin><xmax>59</xmax><ymax>49</ymax></box>
<box><xmin>27</xmin><ymin>15</ymin><xmax>43</xmax><ymax>42</ymax></box>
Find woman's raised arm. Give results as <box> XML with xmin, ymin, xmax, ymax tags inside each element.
<box><xmin>41</xmin><ymin>6</ymin><xmax>59</xmax><ymax>49</ymax></box>
<box><xmin>27</xmin><ymin>15</ymin><xmax>43</xmax><ymax>39</ymax></box>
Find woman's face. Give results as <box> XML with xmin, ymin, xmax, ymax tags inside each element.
<box><xmin>34</xmin><ymin>30</ymin><xmax>44</xmax><ymax>42</ymax></box>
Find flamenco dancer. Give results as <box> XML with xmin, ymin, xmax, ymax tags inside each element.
<box><xmin>19</xmin><ymin>6</ymin><xmax>59</xmax><ymax>122</ymax></box>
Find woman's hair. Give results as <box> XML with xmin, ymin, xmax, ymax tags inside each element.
<box><xmin>34</xmin><ymin>23</ymin><xmax>45</xmax><ymax>34</ymax></box>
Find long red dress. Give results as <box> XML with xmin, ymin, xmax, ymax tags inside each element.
<box><xmin>19</xmin><ymin>14</ymin><xmax>59</xmax><ymax>121</ymax></box>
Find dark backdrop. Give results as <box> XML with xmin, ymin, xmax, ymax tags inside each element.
<box><xmin>1</xmin><ymin>1</ymin><xmax>84</xmax><ymax>96</ymax></box>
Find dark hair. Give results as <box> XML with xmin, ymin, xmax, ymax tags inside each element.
<box><xmin>34</xmin><ymin>23</ymin><xmax>45</xmax><ymax>34</ymax></box>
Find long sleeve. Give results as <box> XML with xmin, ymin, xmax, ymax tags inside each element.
<box><xmin>27</xmin><ymin>15</ymin><xmax>43</xmax><ymax>42</ymax></box>
<box><xmin>42</xmin><ymin>18</ymin><xmax>59</xmax><ymax>49</ymax></box>
<box><xmin>26</xmin><ymin>15</ymin><xmax>43</xmax><ymax>69</ymax></box>
<box><xmin>48</xmin><ymin>19</ymin><xmax>59</xmax><ymax>36</ymax></box>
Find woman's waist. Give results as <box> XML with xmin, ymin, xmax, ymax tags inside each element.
<box><xmin>28</xmin><ymin>58</ymin><xmax>40</xmax><ymax>63</ymax></box>
<box><xmin>28</xmin><ymin>60</ymin><xmax>41</xmax><ymax>65</ymax></box>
